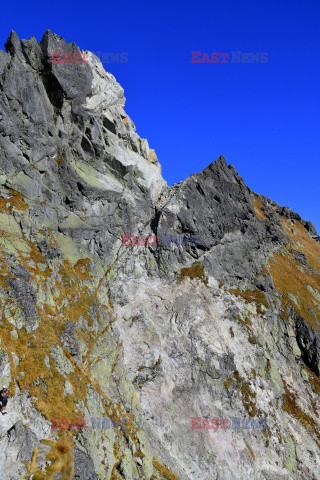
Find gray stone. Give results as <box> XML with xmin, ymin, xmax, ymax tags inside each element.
<box><xmin>73</xmin><ymin>447</ymin><xmax>98</xmax><ymax>480</ymax></box>
<box><xmin>0</xmin><ymin>30</ymin><xmax>319</xmax><ymax>480</ymax></box>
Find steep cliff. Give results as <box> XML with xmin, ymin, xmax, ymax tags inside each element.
<box><xmin>0</xmin><ymin>30</ymin><xmax>319</xmax><ymax>480</ymax></box>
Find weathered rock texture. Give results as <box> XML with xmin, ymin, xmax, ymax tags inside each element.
<box><xmin>0</xmin><ymin>30</ymin><xmax>319</xmax><ymax>480</ymax></box>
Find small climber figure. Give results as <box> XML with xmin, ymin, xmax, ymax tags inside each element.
<box><xmin>0</xmin><ymin>386</ymin><xmax>10</xmax><ymax>415</ymax></box>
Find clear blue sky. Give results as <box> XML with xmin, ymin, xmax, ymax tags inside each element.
<box><xmin>1</xmin><ymin>0</ymin><xmax>319</xmax><ymax>231</ymax></box>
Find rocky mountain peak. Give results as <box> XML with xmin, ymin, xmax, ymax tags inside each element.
<box><xmin>0</xmin><ymin>31</ymin><xmax>319</xmax><ymax>480</ymax></box>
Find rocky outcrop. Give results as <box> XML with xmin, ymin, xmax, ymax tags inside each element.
<box><xmin>0</xmin><ymin>30</ymin><xmax>319</xmax><ymax>480</ymax></box>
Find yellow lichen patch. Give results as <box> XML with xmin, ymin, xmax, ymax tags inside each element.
<box><xmin>269</xmin><ymin>250</ymin><xmax>320</xmax><ymax>331</ymax></box>
<box><xmin>252</xmin><ymin>195</ymin><xmax>269</xmax><ymax>223</ymax></box>
<box><xmin>179</xmin><ymin>261</ymin><xmax>208</xmax><ymax>284</ymax></box>
<box><xmin>230</xmin><ymin>289</ymin><xmax>268</xmax><ymax>315</ymax></box>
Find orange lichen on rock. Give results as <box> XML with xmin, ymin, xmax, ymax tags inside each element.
<box><xmin>0</xmin><ymin>189</ymin><xmax>29</xmax><ymax>213</ymax></box>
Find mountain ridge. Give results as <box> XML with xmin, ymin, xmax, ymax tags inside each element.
<box><xmin>0</xmin><ymin>30</ymin><xmax>319</xmax><ymax>480</ymax></box>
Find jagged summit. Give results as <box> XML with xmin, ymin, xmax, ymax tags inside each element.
<box><xmin>0</xmin><ymin>31</ymin><xmax>320</xmax><ymax>480</ymax></box>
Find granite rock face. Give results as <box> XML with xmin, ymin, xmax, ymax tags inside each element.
<box><xmin>0</xmin><ymin>30</ymin><xmax>320</xmax><ymax>480</ymax></box>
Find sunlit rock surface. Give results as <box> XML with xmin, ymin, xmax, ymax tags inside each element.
<box><xmin>0</xmin><ymin>30</ymin><xmax>319</xmax><ymax>480</ymax></box>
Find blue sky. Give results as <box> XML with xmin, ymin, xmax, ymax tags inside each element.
<box><xmin>1</xmin><ymin>0</ymin><xmax>319</xmax><ymax>231</ymax></box>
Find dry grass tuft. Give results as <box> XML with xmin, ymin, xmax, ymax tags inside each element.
<box><xmin>252</xmin><ymin>195</ymin><xmax>269</xmax><ymax>223</ymax></box>
<box><xmin>230</xmin><ymin>289</ymin><xmax>268</xmax><ymax>315</ymax></box>
<box><xmin>268</xmin><ymin>217</ymin><xmax>320</xmax><ymax>332</ymax></box>
<box><xmin>152</xmin><ymin>458</ymin><xmax>181</xmax><ymax>480</ymax></box>
<box><xmin>282</xmin><ymin>378</ymin><xmax>320</xmax><ymax>446</ymax></box>
<box><xmin>179</xmin><ymin>261</ymin><xmax>208</xmax><ymax>284</ymax></box>
<box><xmin>269</xmin><ymin>249</ymin><xmax>320</xmax><ymax>331</ymax></box>
<box><xmin>25</xmin><ymin>435</ymin><xmax>74</xmax><ymax>480</ymax></box>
